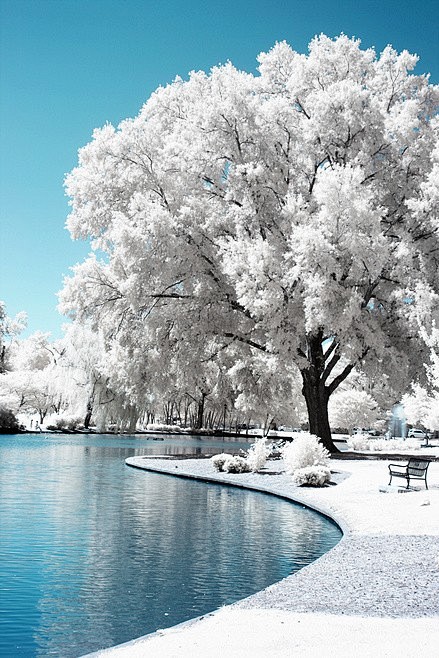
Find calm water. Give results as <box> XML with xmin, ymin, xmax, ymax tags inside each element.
<box><xmin>0</xmin><ymin>433</ymin><xmax>341</xmax><ymax>657</ymax></box>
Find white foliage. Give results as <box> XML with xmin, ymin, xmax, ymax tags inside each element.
<box><xmin>282</xmin><ymin>433</ymin><xmax>330</xmax><ymax>474</ymax></box>
<box><xmin>47</xmin><ymin>414</ymin><xmax>83</xmax><ymax>431</ymax></box>
<box><xmin>0</xmin><ymin>302</ymin><xmax>27</xmax><ymax>341</ymax></box>
<box><xmin>329</xmin><ymin>388</ymin><xmax>379</xmax><ymax>432</ymax></box>
<box><xmin>402</xmin><ymin>382</ymin><xmax>439</xmax><ymax>431</ymax></box>
<box><xmin>0</xmin><ymin>369</ymin><xmax>55</xmax><ymax>420</ymax></box>
<box><xmin>211</xmin><ymin>453</ymin><xmax>230</xmax><ymax>471</ymax></box>
<box><xmin>9</xmin><ymin>332</ymin><xmax>52</xmax><ymax>372</ymax></box>
<box><xmin>223</xmin><ymin>455</ymin><xmax>251</xmax><ymax>473</ymax></box>
<box><xmin>347</xmin><ymin>436</ymin><xmax>420</xmax><ymax>452</ymax></box>
<box><xmin>246</xmin><ymin>437</ymin><xmax>270</xmax><ymax>472</ymax></box>
<box><xmin>211</xmin><ymin>453</ymin><xmax>251</xmax><ymax>473</ymax></box>
<box><xmin>146</xmin><ymin>423</ymin><xmax>182</xmax><ymax>433</ymax></box>
<box><xmin>58</xmin><ymin>35</ymin><xmax>439</xmax><ymax>444</ymax></box>
<box><xmin>0</xmin><ymin>301</ymin><xmax>27</xmax><ymax>371</ymax></box>
<box><xmin>292</xmin><ymin>466</ymin><xmax>331</xmax><ymax>487</ymax></box>
<box><xmin>211</xmin><ymin>439</ymin><xmax>270</xmax><ymax>474</ymax></box>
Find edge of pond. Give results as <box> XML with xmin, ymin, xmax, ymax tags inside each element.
<box><xmin>81</xmin><ymin>455</ymin><xmax>347</xmax><ymax>658</ymax></box>
<box><xmin>125</xmin><ymin>456</ymin><xmax>348</xmax><ymax>534</ymax></box>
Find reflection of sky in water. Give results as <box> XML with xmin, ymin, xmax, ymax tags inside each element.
<box><xmin>0</xmin><ymin>434</ymin><xmax>341</xmax><ymax>657</ymax></box>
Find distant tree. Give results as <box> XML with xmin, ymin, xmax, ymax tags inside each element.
<box><xmin>52</xmin><ymin>323</ymin><xmax>110</xmax><ymax>429</ymax></box>
<box><xmin>329</xmin><ymin>388</ymin><xmax>379</xmax><ymax>433</ymax></box>
<box><xmin>59</xmin><ymin>35</ymin><xmax>439</xmax><ymax>452</ymax></box>
<box><xmin>402</xmin><ymin>345</ymin><xmax>439</xmax><ymax>431</ymax></box>
<box><xmin>0</xmin><ymin>301</ymin><xmax>27</xmax><ymax>373</ymax></box>
<box><xmin>402</xmin><ymin>384</ymin><xmax>439</xmax><ymax>431</ymax></box>
<box><xmin>0</xmin><ymin>370</ymin><xmax>55</xmax><ymax>424</ymax></box>
<box><xmin>0</xmin><ymin>332</ymin><xmax>63</xmax><ymax>424</ymax></box>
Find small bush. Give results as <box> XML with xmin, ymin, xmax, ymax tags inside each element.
<box><xmin>211</xmin><ymin>453</ymin><xmax>230</xmax><ymax>471</ymax></box>
<box><xmin>211</xmin><ymin>453</ymin><xmax>251</xmax><ymax>473</ymax></box>
<box><xmin>292</xmin><ymin>466</ymin><xmax>331</xmax><ymax>487</ymax></box>
<box><xmin>224</xmin><ymin>455</ymin><xmax>251</xmax><ymax>473</ymax></box>
<box><xmin>282</xmin><ymin>433</ymin><xmax>330</xmax><ymax>474</ymax></box>
<box><xmin>47</xmin><ymin>415</ymin><xmax>83</xmax><ymax>431</ymax></box>
<box><xmin>246</xmin><ymin>437</ymin><xmax>270</xmax><ymax>472</ymax></box>
<box><xmin>146</xmin><ymin>423</ymin><xmax>182</xmax><ymax>432</ymax></box>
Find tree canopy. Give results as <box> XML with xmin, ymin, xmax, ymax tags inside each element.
<box><xmin>59</xmin><ymin>34</ymin><xmax>439</xmax><ymax>451</ymax></box>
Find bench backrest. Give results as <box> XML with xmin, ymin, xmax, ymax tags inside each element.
<box><xmin>407</xmin><ymin>458</ymin><xmax>430</xmax><ymax>475</ymax></box>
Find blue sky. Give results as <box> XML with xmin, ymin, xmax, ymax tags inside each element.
<box><xmin>1</xmin><ymin>0</ymin><xmax>438</xmax><ymax>339</ymax></box>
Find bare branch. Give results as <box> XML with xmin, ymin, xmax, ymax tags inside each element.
<box><xmin>223</xmin><ymin>332</ymin><xmax>267</xmax><ymax>352</ymax></box>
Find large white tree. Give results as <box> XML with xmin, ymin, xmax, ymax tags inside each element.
<box><xmin>59</xmin><ymin>35</ymin><xmax>439</xmax><ymax>451</ymax></box>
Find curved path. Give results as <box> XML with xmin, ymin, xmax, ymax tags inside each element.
<box><xmin>84</xmin><ymin>455</ymin><xmax>439</xmax><ymax>658</ymax></box>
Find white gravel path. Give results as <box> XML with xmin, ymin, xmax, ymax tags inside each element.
<box><xmin>84</xmin><ymin>454</ymin><xmax>439</xmax><ymax>658</ymax></box>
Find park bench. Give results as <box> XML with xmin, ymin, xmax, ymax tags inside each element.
<box><xmin>388</xmin><ymin>458</ymin><xmax>431</xmax><ymax>489</ymax></box>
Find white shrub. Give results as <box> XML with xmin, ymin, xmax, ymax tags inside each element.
<box><xmin>47</xmin><ymin>414</ymin><xmax>83</xmax><ymax>431</ymax></box>
<box><xmin>347</xmin><ymin>436</ymin><xmax>421</xmax><ymax>452</ymax></box>
<box><xmin>211</xmin><ymin>453</ymin><xmax>230</xmax><ymax>472</ymax></box>
<box><xmin>223</xmin><ymin>455</ymin><xmax>251</xmax><ymax>473</ymax></box>
<box><xmin>246</xmin><ymin>437</ymin><xmax>270</xmax><ymax>472</ymax></box>
<box><xmin>211</xmin><ymin>453</ymin><xmax>251</xmax><ymax>473</ymax></box>
<box><xmin>292</xmin><ymin>466</ymin><xmax>331</xmax><ymax>487</ymax></box>
<box><xmin>146</xmin><ymin>423</ymin><xmax>182</xmax><ymax>432</ymax></box>
<box><xmin>282</xmin><ymin>433</ymin><xmax>330</xmax><ymax>474</ymax></box>
<box><xmin>347</xmin><ymin>434</ymin><xmax>371</xmax><ymax>451</ymax></box>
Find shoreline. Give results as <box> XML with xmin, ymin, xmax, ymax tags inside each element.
<box><xmin>9</xmin><ymin>430</ymin><xmax>439</xmax><ymax>463</ymax></box>
<box><xmin>83</xmin><ymin>454</ymin><xmax>439</xmax><ymax>657</ymax></box>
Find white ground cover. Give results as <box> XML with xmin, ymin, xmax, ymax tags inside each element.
<box><xmin>85</xmin><ymin>451</ymin><xmax>439</xmax><ymax>658</ymax></box>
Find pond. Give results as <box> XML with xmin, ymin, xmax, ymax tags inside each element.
<box><xmin>0</xmin><ymin>433</ymin><xmax>342</xmax><ymax>657</ymax></box>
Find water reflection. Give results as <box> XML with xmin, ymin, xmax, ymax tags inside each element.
<box><xmin>0</xmin><ymin>434</ymin><xmax>341</xmax><ymax>657</ymax></box>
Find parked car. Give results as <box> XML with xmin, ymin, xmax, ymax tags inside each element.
<box><xmin>407</xmin><ymin>428</ymin><xmax>427</xmax><ymax>439</ymax></box>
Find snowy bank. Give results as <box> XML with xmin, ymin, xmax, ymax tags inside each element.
<box><xmin>83</xmin><ymin>455</ymin><xmax>439</xmax><ymax>658</ymax></box>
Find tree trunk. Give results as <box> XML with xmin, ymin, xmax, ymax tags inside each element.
<box><xmin>128</xmin><ymin>406</ymin><xmax>138</xmax><ymax>433</ymax></box>
<box><xmin>300</xmin><ymin>331</ymin><xmax>339</xmax><ymax>453</ymax></box>
<box><xmin>84</xmin><ymin>400</ymin><xmax>93</xmax><ymax>429</ymax></box>
<box><xmin>301</xmin><ymin>371</ymin><xmax>335</xmax><ymax>451</ymax></box>
<box><xmin>194</xmin><ymin>393</ymin><xmax>206</xmax><ymax>430</ymax></box>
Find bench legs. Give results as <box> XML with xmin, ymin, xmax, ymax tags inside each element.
<box><xmin>388</xmin><ymin>475</ymin><xmax>428</xmax><ymax>489</ymax></box>
<box><xmin>388</xmin><ymin>475</ymin><xmax>410</xmax><ymax>488</ymax></box>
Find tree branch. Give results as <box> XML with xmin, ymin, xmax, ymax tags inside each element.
<box><xmin>223</xmin><ymin>333</ymin><xmax>267</xmax><ymax>352</ymax></box>
<box><xmin>327</xmin><ymin>346</ymin><xmax>370</xmax><ymax>395</ymax></box>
